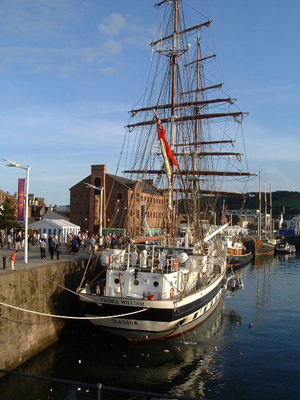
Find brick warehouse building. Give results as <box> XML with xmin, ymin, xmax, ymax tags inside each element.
<box><xmin>69</xmin><ymin>165</ymin><xmax>168</xmax><ymax>235</ymax></box>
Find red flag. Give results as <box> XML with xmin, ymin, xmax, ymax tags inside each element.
<box><xmin>154</xmin><ymin>112</ymin><xmax>166</xmax><ymax>141</ymax></box>
<box><xmin>153</xmin><ymin>110</ymin><xmax>178</xmax><ymax>168</ymax></box>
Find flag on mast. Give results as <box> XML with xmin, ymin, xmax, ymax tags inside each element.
<box><xmin>153</xmin><ymin>109</ymin><xmax>179</xmax><ymax>168</ymax></box>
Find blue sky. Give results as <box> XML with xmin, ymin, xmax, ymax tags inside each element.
<box><xmin>1</xmin><ymin>0</ymin><xmax>299</xmax><ymax>206</ymax></box>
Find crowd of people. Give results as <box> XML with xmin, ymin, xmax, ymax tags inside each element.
<box><xmin>1</xmin><ymin>229</ymin><xmax>133</xmax><ymax>265</ymax></box>
<box><xmin>66</xmin><ymin>231</ymin><xmax>132</xmax><ymax>255</ymax></box>
<box><xmin>0</xmin><ymin>230</ymin><xmax>26</xmax><ymax>250</ymax></box>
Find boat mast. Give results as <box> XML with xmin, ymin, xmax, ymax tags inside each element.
<box><xmin>168</xmin><ymin>0</ymin><xmax>178</xmax><ymax>237</ymax></box>
<box><xmin>258</xmin><ymin>171</ymin><xmax>262</xmax><ymax>240</ymax></box>
<box><xmin>194</xmin><ymin>34</ymin><xmax>201</xmax><ymax>152</ymax></box>
<box><xmin>191</xmin><ymin>32</ymin><xmax>201</xmax><ymax>226</ymax></box>
<box><xmin>270</xmin><ymin>182</ymin><xmax>273</xmax><ymax>237</ymax></box>
<box><xmin>264</xmin><ymin>173</ymin><xmax>268</xmax><ymax>237</ymax></box>
<box><xmin>170</xmin><ymin>0</ymin><xmax>178</xmax><ymax>148</ymax></box>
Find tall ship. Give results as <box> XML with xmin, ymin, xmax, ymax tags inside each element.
<box><xmin>78</xmin><ymin>0</ymin><xmax>253</xmax><ymax>341</ymax></box>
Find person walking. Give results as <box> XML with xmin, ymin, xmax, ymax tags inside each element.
<box><xmin>7</xmin><ymin>233</ymin><xmax>12</xmax><ymax>250</ymax></box>
<box><xmin>39</xmin><ymin>239</ymin><xmax>46</xmax><ymax>259</ymax></box>
<box><xmin>49</xmin><ymin>234</ymin><xmax>56</xmax><ymax>259</ymax></box>
<box><xmin>10</xmin><ymin>249</ymin><xmax>18</xmax><ymax>271</ymax></box>
<box><xmin>15</xmin><ymin>233</ymin><xmax>22</xmax><ymax>251</ymax></box>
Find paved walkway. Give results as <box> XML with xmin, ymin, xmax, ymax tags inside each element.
<box><xmin>0</xmin><ymin>244</ymin><xmax>91</xmax><ymax>272</ymax></box>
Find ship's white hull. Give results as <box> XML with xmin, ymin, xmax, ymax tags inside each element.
<box><xmin>79</xmin><ymin>272</ymin><xmax>225</xmax><ymax>341</ymax></box>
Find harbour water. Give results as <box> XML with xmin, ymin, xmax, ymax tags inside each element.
<box><xmin>1</xmin><ymin>254</ymin><xmax>300</xmax><ymax>399</ymax></box>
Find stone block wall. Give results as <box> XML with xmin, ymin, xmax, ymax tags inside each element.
<box><xmin>0</xmin><ymin>260</ymin><xmax>84</xmax><ymax>372</ymax></box>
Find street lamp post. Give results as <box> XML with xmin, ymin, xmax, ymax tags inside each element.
<box><xmin>84</xmin><ymin>183</ymin><xmax>104</xmax><ymax>236</ymax></box>
<box><xmin>3</xmin><ymin>159</ymin><xmax>31</xmax><ymax>264</ymax></box>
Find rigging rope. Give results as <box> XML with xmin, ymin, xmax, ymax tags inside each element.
<box><xmin>0</xmin><ymin>300</ymin><xmax>148</xmax><ymax>320</ymax></box>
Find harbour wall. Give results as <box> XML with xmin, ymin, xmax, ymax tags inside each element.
<box><xmin>0</xmin><ymin>259</ymin><xmax>86</xmax><ymax>373</ymax></box>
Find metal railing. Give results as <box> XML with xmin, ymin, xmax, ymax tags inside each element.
<box><xmin>0</xmin><ymin>368</ymin><xmax>200</xmax><ymax>400</ymax></box>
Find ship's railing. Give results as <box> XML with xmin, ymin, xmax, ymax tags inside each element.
<box><xmin>0</xmin><ymin>368</ymin><xmax>199</xmax><ymax>400</ymax></box>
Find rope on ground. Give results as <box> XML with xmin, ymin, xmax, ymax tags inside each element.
<box><xmin>0</xmin><ymin>300</ymin><xmax>148</xmax><ymax>320</ymax></box>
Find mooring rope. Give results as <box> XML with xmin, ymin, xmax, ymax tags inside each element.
<box><xmin>0</xmin><ymin>300</ymin><xmax>148</xmax><ymax>320</ymax></box>
<box><xmin>40</xmin><ymin>274</ymin><xmax>95</xmax><ymax>303</ymax></box>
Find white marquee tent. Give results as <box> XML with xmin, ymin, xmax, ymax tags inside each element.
<box><xmin>28</xmin><ymin>219</ymin><xmax>80</xmax><ymax>243</ymax></box>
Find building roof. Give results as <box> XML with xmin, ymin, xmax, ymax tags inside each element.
<box><xmin>70</xmin><ymin>169</ymin><xmax>164</xmax><ymax>196</ymax></box>
<box><xmin>69</xmin><ymin>175</ymin><xmax>90</xmax><ymax>191</ymax></box>
<box><xmin>107</xmin><ymin>174</ymin><xmax>137</xmax><ymax>189</ymax></box>
<box><xmin>107</xmin><ymin>174</ymin><xmax>163</xmax><ymax>196</ymax></box>
<box><xmin>28</xmin><ymin>219</ymin><xmax>80</xmax><ymax>230</ymax></box>
<box><xmin>43</xmin><ymin>210</ymin><xmax>69</xmax><ymax>220</ymax></box>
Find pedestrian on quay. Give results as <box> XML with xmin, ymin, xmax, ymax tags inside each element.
<box><xmin>49</xmin><ymin>234</ymin><xmax>56</xmax><ymax>259</ymax></box>
<box><xmin>39</xmin><ymin>238</ymin><xmax>46</xmax><ymax>259</ymax></box>
<box><xmin>7</xmin><ymin>233</ymin><xmax>12</xmax><ymax>249</ymax></box>
<box><xmin>66</xmin><ymin>234</ymin><xmax>72</xmax><ymax>255</ymax></box>
<box><xmin>71</xmin><ymin>236</ymin><xmax>78</xmax><ymax>254</ymax></box>
<box><xmin>15</xmin><ymin>232</ymin><xmax>22</xmax><ymax>251</ymax></box>
<box><xmin>10</xmin><ymin>249</ymin><xmax>18</xmax><ymax>271</ymax></box>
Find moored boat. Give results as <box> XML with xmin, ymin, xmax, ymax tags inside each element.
<box><xmin>275</xmin><ymin>241</ymin><xmax>296</xmax><ymax>255</ymax></box>
<box><xmin>227</xmin><ymin>239</ymin><xmax>253</xmax><ymax>269</ymax></box>
<box><xmin>254</xmin><ymin>238</ymin><xmax>275</xmax><ymax>256</ymax></box>
<box><xmin>78</xmin><ymin>0</ymin><xmax>253</xmax><ymax>341</ymax></box>
<box><xmin>225</xmin><ymin>226</ymin><xmax>253</xmax><ymax>269</ymax></box>
<box><xmin>79</xmin><ymin>233</ymin><xmax>227</xmax><ymax>341</ymax></box>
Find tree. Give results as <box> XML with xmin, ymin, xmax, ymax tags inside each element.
<box><xmin>0</xmin><ymin>197</ymin><xmax>20</xmax><ymax>232</ymax></box>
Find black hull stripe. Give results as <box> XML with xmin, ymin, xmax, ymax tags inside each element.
<box><xmin>81</xmin><ymin>280</ymin><xmax>223</xmax><ymax>323</ymax></box>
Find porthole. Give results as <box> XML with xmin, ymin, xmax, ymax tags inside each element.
<box><xmin>153</xmin><ymin>281</ymin><xmax>159</xmax><ymax>287</ymax></box>
<box><xmin>114</xmin><ymin>278</ymin><xmax>120</xmax><ymax>284</ymax></box>
<box><xmin>134</xmin><ymin>279</ymin><xmax>139</xmax><ymax>286</ymax></box>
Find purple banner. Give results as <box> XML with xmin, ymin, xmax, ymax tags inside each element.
<box><xmin>94</xmin><ymin>195</ymin><xmax>100</xmax><ymax>224</ymax></box>
<box><xmin>17</xmin><ymin>178</ymin><xmax>25</xmax><ymax>222</ymax></box>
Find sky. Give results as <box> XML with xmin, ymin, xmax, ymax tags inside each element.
<box><xmin>1</xmin><ymin>0</ymin><xmax>300</xmax><ymax>206</ymax></box>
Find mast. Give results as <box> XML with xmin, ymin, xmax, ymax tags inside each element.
<box><xmin>122</xmin><ymin>0</ymin><xmax>254</xmax><ymax>239</ymax></box>
<box><xmin>270</xmin><ymin>182</ymin><xmax>272</xmax><ymax>237</ymax></box>
<box><xmin>264</xmin><ymin>173</ymin><xmax>268</xmax><ymax>237</ymax></box>
<box><xmin>191</xmin><ymin>32</ymin><xmax>201</xmax><ymax>226</ymax></box>
<box><xmin>258</xmin><ymin>171</ymin><xmax>262</xmax><ymax>240</ymax></box>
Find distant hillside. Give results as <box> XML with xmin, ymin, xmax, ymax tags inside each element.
<box><xmin>271</xmin><ymin>191</ymin><xmax>300</xmax><ymax>207</ymax></box>
<box><xmin>218</xmin><ymin>191</ymin><xmax>300</xmax><ymax>217</ymax></box>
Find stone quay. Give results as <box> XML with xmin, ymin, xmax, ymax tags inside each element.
<box><xmin>0</xmin><ymin>244</ymin><xmax>91</xmax><ymax>374</ymax></box>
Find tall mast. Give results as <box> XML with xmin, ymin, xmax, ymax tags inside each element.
<box><xmin>194</xmin><ymin>34</ymin><xmax>201</xmax><ymax>150</ymax></box>
<box><xmin>191</xmin><ymin>33</ymin><xmax>201</xmax><ymax>225</ymax></box>
<box><xmin>170</xmin><ymin>0</ymin><xmax>178</xmax><ymax>148</ymax></box>
<box><xmin>169</xmin><ymin>0</ymin><xmax>179</xmax><ymax>237</ymax></box>
<box><xmin>264</xmin><ymin>173</ymin><xmax>267</xmax><ymax>237</ymax></box>
<box><xmin>270</xmin><ymin>182</ymin><xmax>272</xmax><ymax>237</ymax></box>
<box><xmin>258</xmin><ymin>171</ymin><xmax>262</xmax><ymax>240</ymax></box>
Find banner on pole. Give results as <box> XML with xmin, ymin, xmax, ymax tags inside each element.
<box><xmin>94</xmin><ymin>195</ymin><xmax>100</xmax><ymax>224</ymax></box>
<box><xmin>17</xmin><ymin>178</ymin><xmax>25</xmax><ymax>222</ymax></box>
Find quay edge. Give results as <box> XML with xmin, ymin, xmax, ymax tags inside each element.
<box><xmin>0</xmin><ymin>259</ymin><xmax>86</xmax><ymax>375</ymax></box>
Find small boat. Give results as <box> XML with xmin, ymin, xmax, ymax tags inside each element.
<box><xmin>78</xmin><ymin>0</ymin><xmax>253</xmax><ymax>341</ymax></box>
<box><xmin>254</xmin><ymin>238</ymin><xmax>275</xmax><ymax>256</ymax></box>
<box><xmin>227</xmin><ymin>237</ymin><xmax>253</xmax><ymax>269</ymax></box>
<box><xmin>275</xmin><ymin>241</ymin><xmax>296</xmax><ymax>254</ymax></box>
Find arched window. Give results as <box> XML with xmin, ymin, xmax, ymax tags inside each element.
<box><xmin>94</xmin><ymin>178</ymin><xmax>101</xmax><ymax>195</ymax></box>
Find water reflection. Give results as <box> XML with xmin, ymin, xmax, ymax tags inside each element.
<box><xmin>1</xmin><ymin>257</ymin><xmax>299</xmax><ymax>400</ymax></box>
<box><xmin>0</xmin><ymin>299</ymin><xmax>232</xmax><ymax>400</ymax></box>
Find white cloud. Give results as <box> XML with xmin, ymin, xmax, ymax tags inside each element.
<box><xmin>98</xmin><ymin>13</ymin><xmax>127</xmax><ymax>37</ymax></box>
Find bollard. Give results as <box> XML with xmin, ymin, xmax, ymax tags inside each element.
<box><xmin>57</xmin><ymin>250</ymin><xmax>61</xmax><ymax>260</ymax></box>
<box><xmin>2</xmin><ymin>256</ymin><xmax>8</xmax><ymax>269</ymax></box>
